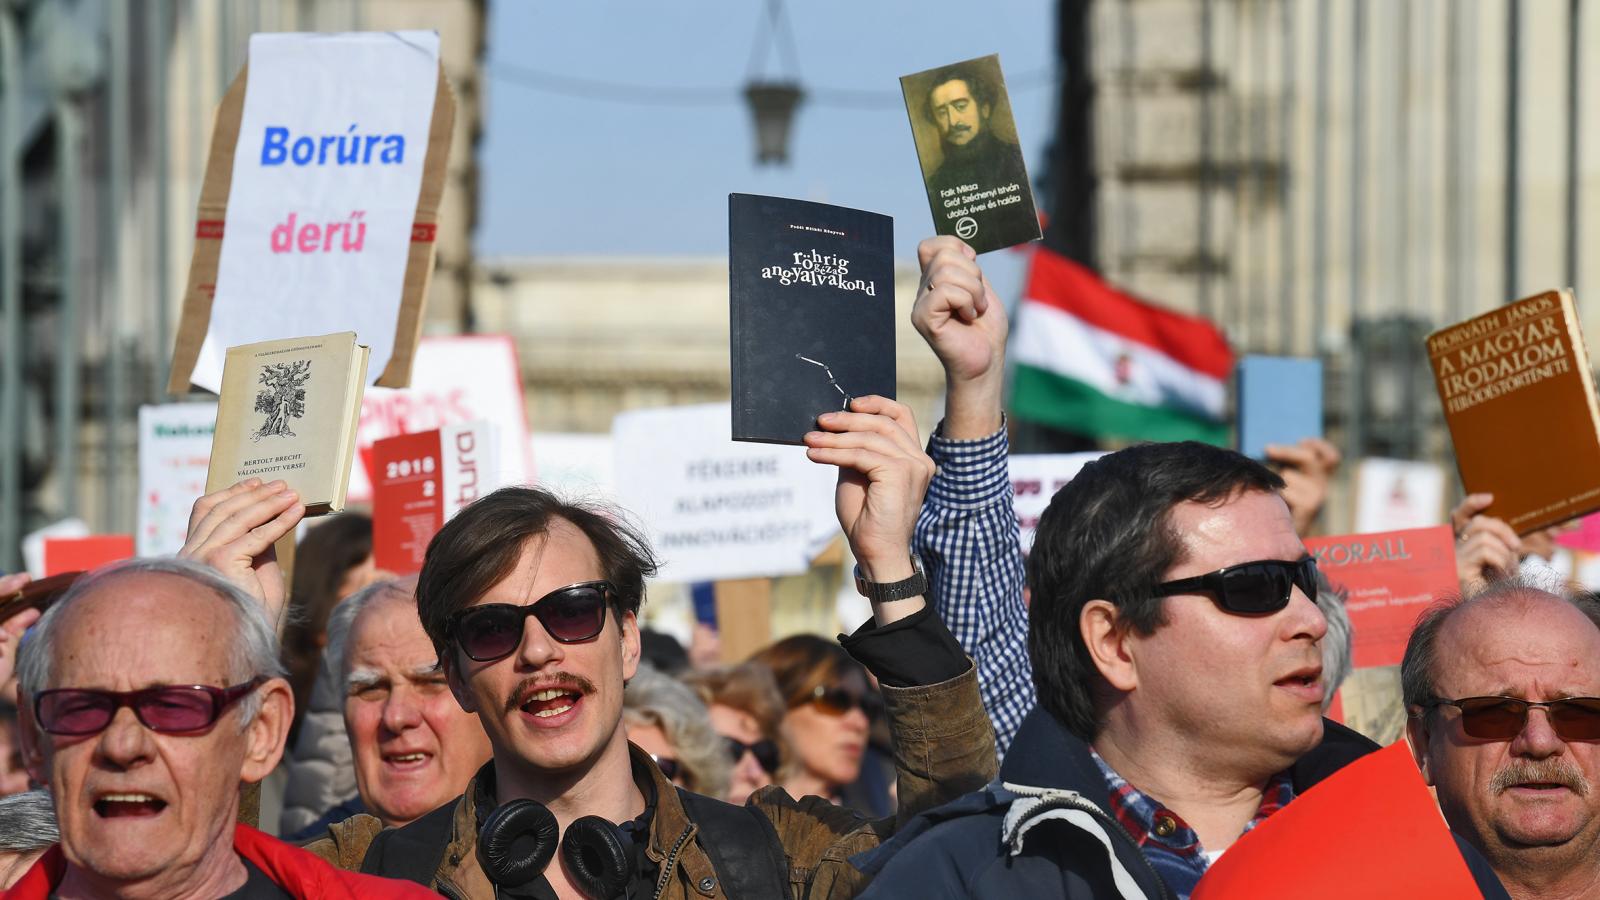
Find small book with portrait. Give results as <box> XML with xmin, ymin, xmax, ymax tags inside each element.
<box><xmin>728</xmin><ymin>194</ymin><xmax>896</xmax><ymax>445</ymax></box>
<box><xmin>206</xmin><ymin>331</ymin><xmax>370</xmax><ymax>515</ymax></box>
<box><xmin>901</xmin><ymin>53</ymin><xmax>1042</xmax><ymax>255</ymax></box>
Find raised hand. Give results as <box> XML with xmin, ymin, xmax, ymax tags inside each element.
<box><xmin>179</xmin><ymin>478</ymin><xmax>305</xmax><ymax>626</ymax></box>
<box><xmin>1450</xmin><ymin>493</ymin><xmax>1521</xmax><ymax>591</ymax></box>
<box><xmin>914</xmin><ymin>236</ymin><xmax>1008</xmax><ymax>439</ymax></box>
<box><xmin>1264</xmin><ymin>438</ymin><xmax>1342</xmax><ymax>535</ymax></box>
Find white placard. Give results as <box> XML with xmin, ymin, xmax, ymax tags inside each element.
<box><xmin>531</xmin><ymin>432</ymin><xmax>617</xmax><ymax>502</ymax></box>
<box><xmin>612</xmin><ymin>403</ymin><xmax>838</xmax><ymax>584</ymax></box>
<box><xmin>1354</xmin><ymin>458</ymin><xmax>1448</xmax><ymax>534</ymax></box>
<box><xmin>137</xmin><ymin>403</ymin><xmax>220</xmax><ymax>557</ymax></box>
<box><xmin>349</xmin><ymin>335</ymin><xmax>532</xmax><ymax>502</ymax></box>
<box><xmin>194</xmin><ymin>31</ymin><xmax>440</xmax><ymax>392</ymax></box>
<box><xmin>1009</xmin><ymin>453</ymin><xmax>1105</xmax><ymax>552</ymax></box>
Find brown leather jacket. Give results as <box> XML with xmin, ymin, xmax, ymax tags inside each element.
<box><xmin>302</xmin><ymin>664</ymin><xmax>995</xmax><ymax>899</ymax></box>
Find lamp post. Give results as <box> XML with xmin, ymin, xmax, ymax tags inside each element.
<box><xmin>743</xmin><ymin>81</ymin><xmax>803</xmax><ymax>165</ymax></box>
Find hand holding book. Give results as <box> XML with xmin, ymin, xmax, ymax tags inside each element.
<box><xmin>179</xmin><ymin>477</ymin><xmax>305</xmax><ymax>628</ymax></box>
<box><xmin>913</xmin><ymin>236</ymin><xmax>1007</xmax><ymax>440</ymax></box>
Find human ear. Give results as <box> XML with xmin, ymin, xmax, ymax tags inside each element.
<box><xmin>1080</xmin><ymin>600</ymin><xmax>1138</xmax><ymax>693</ymax></box>
<box><xmin>240</xmin><ymin>679</ymin><xmax>293</xmax><ymax>784</ymax></box>
<box><xmin>16</xmin><ymin>695</ymin><xmax>47</xmax><ymax>785</ymax></box>
<box><xmin>1405</xmin><ymin>711</ymin><xmax>1436</xmax><ymax>786</ymax></box>
<box><xmin>619</xmin><ymin>611</ymin><xmax>641</xmax><ymax>682</ymax></box>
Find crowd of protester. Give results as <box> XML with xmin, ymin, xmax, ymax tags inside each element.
<box><xmin>0</xmin><ymin>236</ymin><xmax>1591</xmax><ymax>899</ymax></box>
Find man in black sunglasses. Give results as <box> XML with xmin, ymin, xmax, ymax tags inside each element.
<box><xmin>1405</xmin><ymin>578</ymin><xmax>1600</xmax><ymax>900</ymax></box>
<box><xmin>277</xmin><ymin>395</ymin><xmax>994</xmax><ymax>899</ymax></box>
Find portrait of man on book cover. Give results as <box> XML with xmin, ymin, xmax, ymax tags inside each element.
<box><xmin>901</xmin><ymin>53</ymin><xmax>1042</xmax><ymax>254</ymax></box>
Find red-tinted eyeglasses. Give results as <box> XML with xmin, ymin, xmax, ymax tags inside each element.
<box><xmin>34</xmin><ymin>677</ymin><xmax>267</xmax><ymax>736</ymax></box>
<box><xmin>448</xmin><ymin>581</ymin><xmax>617</xmax><ymax>663</ymax></box>
<box><xmin>1425</xmin><ymin>696</ymin><xmax>1600</xmax><ymax>742</ymax></box>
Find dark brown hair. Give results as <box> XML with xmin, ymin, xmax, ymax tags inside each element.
<box><xmin>748</xmin><ymin>634</ymin><xmax>866</xmax><ymax>709</ymax></box>
<box><xmin>415</xmin><ymin>487</ymin><xmax>658</xmax><ymax>663</ymax></box>
<box><xmin>682</xmin><ymin>662</ymin><xmax>787</xmax><ymax>743</ymax></box>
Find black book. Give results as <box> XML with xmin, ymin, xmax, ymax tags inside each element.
<box><xmin>729</xmin><ymin>194</ymin><xmax>896</xmax><ymax>444</ymax></box>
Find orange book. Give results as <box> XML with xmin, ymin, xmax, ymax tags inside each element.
<box><xmin>1427</xmin><ymin>289</ymin><xmax>1600</xmax><ymax>534</ymax></box>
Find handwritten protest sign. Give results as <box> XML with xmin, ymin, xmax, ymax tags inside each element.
<box><xmin>1009</xmin><ymin>453</ymin><xmax>1104</xmax><ymax>552</ymax></box>
<box><xmin>137</xmin><ymin>402</ymin><xmax>218</xmax><ymax>556</ymax></box>
<box><xmin>348</xmin><ymin>335</ymin><xmax>531</xmax><ymax>503</ymax></box>
<box><xmin>170</xmin><ymin>31</ymin><xmax>456</xmax><ymax>394</ymax></box>
<box><xmin>612</xmin><ymin>403</ymin><xmax>838</xmax><ymax>584</ymax></box>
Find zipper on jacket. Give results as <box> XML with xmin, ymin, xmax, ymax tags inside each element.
<box><xmin>650</xmin><ymin>823</ymin><xmax>696</xmax><ymax>900</ymax></box>
<box><xmin>1006</xmin><ymin>787</ymin><xmax>1175</xmax><ymax>900</ymax></box>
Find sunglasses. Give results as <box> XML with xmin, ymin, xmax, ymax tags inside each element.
<box><xmin>725</xmin><ymin>736</ymin><xmax>781</xmax><ymax>775</ymax></box>
<box><xmin>449</xmin><ymin>581</ymin><xmax>617</xmax><ymax>663</ymax></box>
<box><xmin>1425</xmin><ymin>696</ymin><xmax>1600</xmax><ymax>742</ymax></box>
<box><xmin>796</xmin><ymin>684</ymin><xmax>882</xmax><ymax>720</ymax></box>
<box><xmin>650</xmin><ymin>754</ymin><xmax>681</xmax><ymax>783</ymax></box>
<box><xmin>33</xmin><ymin>677</ymin><xmax>266</xmax><ymax>736</ymax></box>
<box><xmin>1150</xmin><ymin>557</ymin><xmax>1319</xmax><ymax>615</ymax></box>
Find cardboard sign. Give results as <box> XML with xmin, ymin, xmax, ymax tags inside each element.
<box><xmin>170</xmin><ymin>31</ymin><xmax>457</xmax><ymax>394</ymax></box>
<box><xmin>371</xmin><ymin>422</ymin><xmax>501</xmax><ymax>574</ymax></box>
<box><xmin>1009</xmin><ymin>453</ymin><xmax>1104</xmax><ymax>552</ymax></box>
<box><xmin>137</xmin><ymin>402</ymin><xmax>219</xmax><ymax>556</ymax></box>
<box><xmin>1304</xmin><ymin>525</ymin><xmax>1456</xmax><ymax>670</ymax></box>
<box><xmin>612</xmin><ymin>403</ymin><xmax>838</xmax><ymax>584</ymax></box>
<box><xmin>1353</xmin><ymin>457</ymin><xmax>1448</xmax><ymax>534</ymax></box>
<box><xmin>1192</xmin><ymin>743</ymin><xmax>1480</xmax><ymax>900</ymax></box>
<box><xmin>43</xmin><ymin>536</ymin><xmax>135</xmax><ymax>577</ymax></box>
<box><xmin>350</xmin><ymin>334</ymin><xmax>531</xmax><ymax>502</ymax></box>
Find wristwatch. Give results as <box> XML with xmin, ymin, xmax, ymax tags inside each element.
<box><xmin>854</xmin><ymin>554</ymin><xmax>928</xmax><ymax>603</ymax></box>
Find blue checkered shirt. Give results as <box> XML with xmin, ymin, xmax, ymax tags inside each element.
<box><xmin>914</xmin><ymin>420</ymin><xmax>1035</xmax><ymax>758</ymax></box>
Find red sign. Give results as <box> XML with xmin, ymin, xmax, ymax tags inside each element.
<box><xmin>1304</xmin><ymin>525</ymin><xmax>1457</xmax><ymax>669</ymax></box>
<box><xmin>42</xmin><ymin>536</ymin><xmax>136</xmax><ymax>577</ymax></box>
<box><xmin>371</xmin><ymin>431</ymin><xmax>445</xmax><ymax>575</ymax></box>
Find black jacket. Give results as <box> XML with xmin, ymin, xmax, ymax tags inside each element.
<box><xmin>854</xmin><ymin>708</ymin><xmax>1509</xmax><ymax>900</ymax></box>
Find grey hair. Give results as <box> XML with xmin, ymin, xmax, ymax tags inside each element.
<box><xmin>1401</xmin><ymin>571</ymin><xmax>1600</xmax><ymax>715</ymax></box>
<box><xmin>1314</xmin><ymin>571</ymin><xmax>1353</xmax><ymax>712</ymax></box>
<box><xmin>624</xmin><ymin>665</ymin><xmax>731</xmax><ymax>799</ymax></box>
<box><xmin>16</xmin><ymin>557</ymin><xmax>287</xmax><ymax>727</ymax></box>
<box><xmin>0</xmin><ymin>789</ymin><xmax>58</xmax><ymax>853</ymax></box>
<box><xmin>325</xmin><ymin>579</ymin><xmax>419</xmax><ymax>696</ymax></box>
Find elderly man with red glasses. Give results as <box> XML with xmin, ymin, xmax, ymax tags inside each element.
<box><xmin>1404</xmin><ymin>578</ymin><xmax>1600</xmax><ymax>900</ymax></box>
<box><xmin>5</xmin><ymin>558</ymin><xmax>435</xmax><ymax>900</ymax></box>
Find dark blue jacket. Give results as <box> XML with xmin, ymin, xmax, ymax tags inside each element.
<box><xmin>854</xmin><ymin>708</ymin><xmax>1509</xmax><ymax>900</ymax></box>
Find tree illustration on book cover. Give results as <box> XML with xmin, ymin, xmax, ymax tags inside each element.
<box><xmin>252</xmin><ymin>359</ymin><xmax>311</xmax><ymax>442</ymax></box>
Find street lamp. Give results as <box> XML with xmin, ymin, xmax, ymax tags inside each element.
<box><xmin>743</xmin><ymin>81</ymin><xmax>803</xmax><ymax>165</ymax></box>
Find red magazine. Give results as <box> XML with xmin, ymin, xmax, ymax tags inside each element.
<box><xmin>1304</xmin><ymin>525</ymin><xmax>1457</xmax><ymax>669</ymax></box>
<box><xmin>42</xmin><ymin>536</ymin><xmax>135</xmax><ymax>577</ymax></box>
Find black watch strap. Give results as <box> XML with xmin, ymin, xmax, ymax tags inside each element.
<box><xmin>853</xmin><ymin>555</ymin><xmax>928</xmax><ymax>603</ymax></box>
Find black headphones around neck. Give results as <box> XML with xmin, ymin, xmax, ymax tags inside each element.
<box><xmin>474</xmin><ymin>784</ymin><xmax>636</xmax><ymax>899</ymax></box>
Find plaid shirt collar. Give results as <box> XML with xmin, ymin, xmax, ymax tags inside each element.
<box><xmin>1089</xmin><ymin>746</ymin><xmax>1296</xmax><ymax>856</ymax></box>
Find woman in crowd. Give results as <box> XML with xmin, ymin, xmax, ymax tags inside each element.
<box><xmin>682</xmin><ymin>662</ymin><xmax>787</xmax><ymax>804</ymax></box>
<box><xmin>622</xmin><ymin>666</ymin><xmax>732</xmax><ymax>799</ymax></box>
<box><xmin>750</xmin><ymin>634</ymin><xmax>882</xmax><ymax>808</ymax></box>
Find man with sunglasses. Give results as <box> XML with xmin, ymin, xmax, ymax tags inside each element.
<box><xmin>265</xmin><ymin>395</ymin><xmax>995</xmax><ymax>898</ymax></box>
<box><xmin>1405</xmin><ymin>578</ymin><xmax>1600</xmax><ymax>900</ymax></box>
<box><xmin>7</xmin><ymin>558</ymin><xmax>435</xmax><ymax>899</ymax></box>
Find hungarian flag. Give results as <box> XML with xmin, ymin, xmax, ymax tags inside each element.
<box><xmin>1010</xmin><ymin>247</ymin><xmax>1232</xmax><ymax>444</ymax></box>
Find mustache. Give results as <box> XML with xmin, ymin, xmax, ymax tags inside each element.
<box><xmin>947</xmin><ymin>124</ymin><xmax>972</xmax><ymax>134</ymax></box>
<box><xmin>1491</xmin><ymin>758</ymin><xmax>1591</xmax><ymax>795</ymax></box>
<box><xmin>505</xmin><ymin>673</ymin><xmax>597</xmax><ymax>714</ymax></box>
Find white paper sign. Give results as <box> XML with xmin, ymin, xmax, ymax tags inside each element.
<box><xmin>194</xmin><ymin>31</ymin><xmax>440</xmax><ymax>392</ymax></box>
<box><xmin>612</xmin><ymin>403</ymin><xmax>838</xmax><ymax>583</ymax></box>
<box><xmin>1354</xmin><ymin>458</ymin><xmax>1448</xmax><ymax>534</ymax></box>
<box><xmin>348</xmin><ymin>335</ymin><xmax>532</xmax><ymax>502</ymax></box>
<box><xmin>137</xmin><ymin>403</ymin><xmax>220</xmax><ymax>557</ymax></box>
<box><xmin>1009</xmin><ymin>453</ymin><xmax>1105</xmax><ymax>552</ymax></box>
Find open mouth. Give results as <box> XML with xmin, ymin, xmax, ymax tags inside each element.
<box><xmin>520</xmin><ymin>687</ymin><xmax>582</xmax><ymax>719</ymax></box>
<box><xmin>1273</xmin><ymin>668</ymin><xmax>1324</xmax><ymax>699</ymax></box>
<box><xmin>93</xmin><ymin>792</ymin><xmax>167</xmax><ymax>818</ymax></box>
<box><xmin>382</xmin><ymin>751</ymin><xmax>433</xmax><ymax>769</ymax></box>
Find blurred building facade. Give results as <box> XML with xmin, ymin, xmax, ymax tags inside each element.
<box><xmin>0</xmin><ymin>0</ymin><xmax>485</xmax><ymax>568</ymax></box>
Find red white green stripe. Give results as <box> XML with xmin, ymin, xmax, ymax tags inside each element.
<box><xmin>1010</xmin><ymin>248</ymin><xmax>1233</xmax><ymax>444</ymax></box>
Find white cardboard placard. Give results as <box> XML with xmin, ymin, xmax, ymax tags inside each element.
<box><xmin>137</xmin><ymin>403</ymin><xmax>220</xmax><ymax>557</ymax></box>
<box><xmin>1009</xmin><ymin>452</ymin><xmax>1105</xmax><ymax>552</ymax></box>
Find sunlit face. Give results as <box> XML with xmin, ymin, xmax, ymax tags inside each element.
<box><xmin>709</xmin><ymin>703</ymin><xmax>775</xmax><ymax>804</ymax></box>
<box><xmin>23</xmin><ymin>574</ymin><xmax>285</xmax><ymax>896</ymax></box>
<box><xmin>782</xmin><ymin>672</ymin><xmax>870</xmax><ymax>793</ymax></box>
<box><xmin>446</xmin><ymin>521</ymin><xmax>640</xmax><ymax>790</ymax></box>
<box><xmin>1411</xmin><ymin>594</ymin><xmax>1600</xmax><ymax>867</ymax></box>
<box><xmin>344</xmin><ymin>590</ymin><xmax>492</xmax><ymax>827</ymax></box>
<box><xmin>1121</xmin><ymin>490</ymin><xmax>1326</xmax><ymax>779</ymax></box>
<box><xmin>930</xmin><ymin>79</ymin><xmax>986</xmax><ymax>147</ymax></box>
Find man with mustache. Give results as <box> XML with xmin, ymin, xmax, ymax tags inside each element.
<box><xmin>1405</xmin><ymin>578</ymin><xmax>1600</xmax><ymax>900</ymax></box>
<box><xmin>920</xmin><ymin>65</ymin><xmax>1032</xmax><ymax>247</ymax></box>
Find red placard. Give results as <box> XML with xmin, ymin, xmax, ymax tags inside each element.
<box><xmin>371</xmin><ymin>431</ymin><xmax>445</xmax><ymax>575</ymax></box>
<box><xmin>1192</xmin><ymin>742</ymin><xmax>1480</xmax><ymax>899</ymax></box>
<box><xmin>1304</xmin><ymin>525</ymin><xmax>1457</xmax><ymax>669</ymax></box>
<box><xmin>42</xmin><ymin>536</ymin><xmax>136</xmax><ymax>577</ymax></box>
